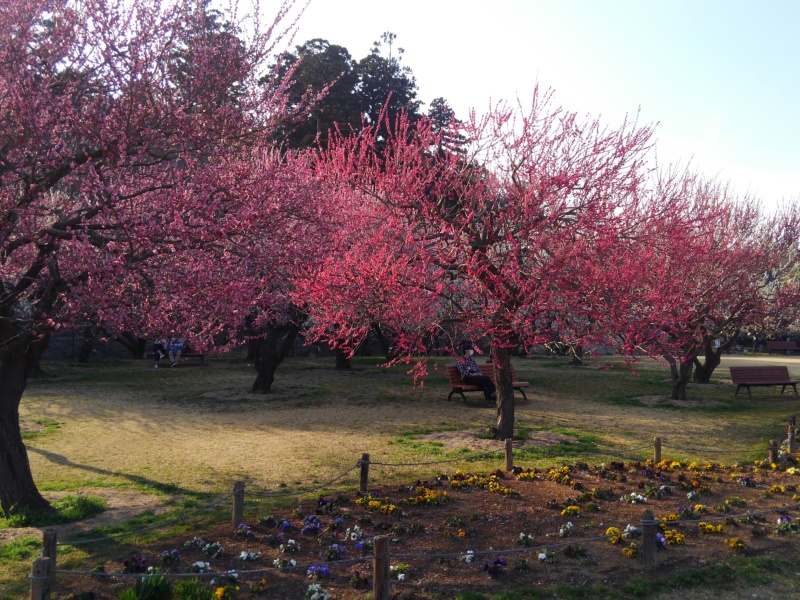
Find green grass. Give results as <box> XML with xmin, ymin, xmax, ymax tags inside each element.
<box><xmin>621</xmin><ymin>556</ymin><xmax>800</xmax><ymax>598</ymax></box>
<box><xmin>20</xmin><ymin>418</ymin><xmax>60</xmax><ymax>440</ymax></box>
<box><xmin>0</xmin><ymin>537</ymin><xmax>40</xmax><ymax>561</ymax></box>
<box><xmin>0</xmin><ymin>495</ymin><xmax>106</xmax><ymax>528</ymax></box>
<box><xmin>494</xmin><ymin>585</ymin><xmax>614</xmax><ymax>599</ymax></box>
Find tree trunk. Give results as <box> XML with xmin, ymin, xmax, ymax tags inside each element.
<box><xmin>493</xmin><ymin>347</ymin><xmax>515</xmax><ymax>440</ymax></box>
<box><xmin>371</xmin><ymin>323</ymin><xmax>397</xmax><ymax>361</ymax></box>
<box><xmin>693</xmin><ymin>335</ymin><xmax>737</xmax><ymax>384</ymax></box>
<box><xmin>666</xmin><ymin>356</ymin><xmax>693</xmax><ymax>401</ymax></box>
<box><xmin>569</xmin><ymin>344</ymin><xmax>584</xmax><ymax>366</ymax></box>
<box><xmin>250</xmin><ymin>317</ymin><xmax>303</xmax><ymax>394</ymax></box>
<box><xmin>335</xmin><ymin>352</ymin><xmax>351</xmax><ymax>371</ymax></box>
<box><xmin>77</xmin><ymin>325</ymin><xmax>96</xmax><ymax>363</ymax></box>
<box><xmin>115</xmin><ymin>332</ymin><xmax>147</xmax><ymax>359</ymax></box>
<box><xmin>0</xmin><ymin>348</ymin><xmax>52</xmax><ymax>516</ymax></box>
<box><xmin>247</xmin><ymin>339</ymin><xmax>258</xmax><ymax>361</ymax></box>
<box><xmin>26</xmin><ymin>334</ymin><xmax>49</xmax><ymax>379</ymax></box>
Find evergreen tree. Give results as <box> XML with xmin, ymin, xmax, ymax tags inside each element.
<box><xmin>427</xmin><ymin>97</ymin><xmax>468</xmax><ymax>155</ymax></box>
<box><xmin>355</xmin><ymin>32</ymin><xmax>421</xmax><ymax>133</ymax></box>
<box><xmin>273</xmin><ymin>39</ymin><xmax>362</xmax><ymax>148</ymax></box>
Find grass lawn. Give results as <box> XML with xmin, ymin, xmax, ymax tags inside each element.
<box><xmin>2</xmin><ymin>353</ymin><xmax>799</xmax><ymax>598</ymax></box>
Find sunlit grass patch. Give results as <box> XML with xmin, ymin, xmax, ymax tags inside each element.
<box><xmin>0</xmin><ymin>495</ymin><xmax>107</xmax><ymax>528</ymax></box>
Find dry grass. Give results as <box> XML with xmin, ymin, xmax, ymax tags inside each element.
<box><xmin>4</xmin><ymin>353</ymin><xmax>800</xmax><ymax>599</ymax></box>
<box><xmin>19</xmin><ymin>353</ymin><xmax>800</xmax><ymax>499</ymax></box>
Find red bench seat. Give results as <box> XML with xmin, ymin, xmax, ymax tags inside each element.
<box><xmin>445</xmin><ymin>364</ymin><xmax>530</xmax><ymax>404</ymax></box>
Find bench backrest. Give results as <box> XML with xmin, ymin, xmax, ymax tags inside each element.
<box><xmin>446</xmin><ymin>363</ymin><xmax>517</xmax><ymax>386</ymax></box>
<box><xmin>729</xmin><ymin>366</ymin><xmax>792</xmax><ymax>384</ymax></box>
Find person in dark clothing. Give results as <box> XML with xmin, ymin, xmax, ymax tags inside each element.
<box><xmin>151</xmin><ymin>339</ymin><xmax>167</xmax><ymax>368</ymax></box>
<box><xmin>456</xmin><ymin>341</ymin><xmax>496</xmax><ymax>407</ymax></box>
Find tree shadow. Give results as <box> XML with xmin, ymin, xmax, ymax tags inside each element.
<box><xmin>26</xmin><ymin>446</ymin><xmax>204</xmax><ymax>499</ymax></box>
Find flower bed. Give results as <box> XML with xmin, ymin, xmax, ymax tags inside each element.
<box><xmin>53</xmin><ymin>460</ymin><xmax>800</xmax><ymax>599</ymax></box>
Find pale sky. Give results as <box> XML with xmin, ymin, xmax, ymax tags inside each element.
<box><xmin>261</xmin><ymin>0</ymin><xmax>800</xmax><ymax>208</ymax></box>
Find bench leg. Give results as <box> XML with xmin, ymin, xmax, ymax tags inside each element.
<box><xmin>448</xmin><ymin>390</ymin><xmax>468</xmax><ymax>404</ymax></box>
<box><xmin>516</xmin><ymin>388</ymin><xmax>528</xmax><ymax>402</ymax></box>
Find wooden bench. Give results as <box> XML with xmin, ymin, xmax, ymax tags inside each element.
<box><xmin>766</xmin><ymin>341</ymin><xmax>799</xmax><ymax>355</ymax></box>
<box><xmin>180</xmin><ymin>351</ymin><xmax>206</xmax><ymax>365</ymax></box>
<box><xmin>729</xmin><ymin>366</ymin><xmax>800</xmax><ymax>398</ymax></box>
<box><xmin>445</xmin><ymin>364</ymin><xmax>530</xmax><ymax>404</ymax></box>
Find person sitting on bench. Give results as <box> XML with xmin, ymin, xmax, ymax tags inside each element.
<box><xmin>168</xmin><ymin>336</ymin><xmax>185</xmax><ymax>367</ymax></box>
<box><xmin>152</xmin><ymin>339</ymin><xmax>167</xmax><ymax>368</ymax></box>
<box><xmin>456</xmin><ymin>341</ymin><xmax>496</xmax><ymax>407</ymax></box>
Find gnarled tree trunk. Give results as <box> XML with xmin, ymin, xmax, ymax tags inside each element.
<box><xmin>569</xmin><ymin>344</ymin><xmax>583</xmax><ymax>366</ymax></box>
<box><xmin>77</xmin><ymin>325</ymin><xmax>97</xmax><ymax>363</ymax></box>
<box><xmin>493</xmin><ymin>346</ymin><xmax>515</xmax><ymax>440</ymax></box>
<box><xmin>0</xmin><ymin>345</ymin><xmax>52</xmax><ymax>516</ymax></box>
<box><xmin>666</xmin><ymin>355</ymin><xmax>693</xmax><ymax>400</ymax></box>
<box><xmin>371</xmin><ymin>322</ymin><xmax>397</xmax><ymax>361</ymax></box>
<box><xmin>250</xmin><ymin>313</ymin><xmax>305</xmax><ymax>394</ymax></box>
<box><xmin>335</xmin><ymin>352</ymin><xmax>351</xmax><ymax>371</ymax></box>
<box><xmin>115</xmin><ymin>331</ymin><xmax>148</xmax><ymax>359</ymax></box>
<box><xmin>693</xmin><ymin>334</ymin><xmax>737</xmax><ymax>384</ymax></box>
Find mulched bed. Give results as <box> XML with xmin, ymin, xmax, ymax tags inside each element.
<box><xmin>53</xmin><ymin>459</ymin><xmax>800</xmax><ymax>599</ymax></box>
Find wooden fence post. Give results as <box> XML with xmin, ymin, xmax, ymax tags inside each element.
<box><xmin>788</xmin><ymin>425</ymin><xmax>796</xmax><ymax>454</ymax></box>
<box><xmin>232</xmin><ymin>481</ymin><xmax>245</xmax><ymax>528</ymax></box>
<box><xmin>41</xmin><ymin>529</ymin><xmax>56</xmax><ymax>596</ymax></box>
<box><xmin>30</xmin><ymin>557</ymin><xmax>49</xmax><ymax>600</ymax></box>
<box><xmin>360</xmin><ymin>453</ymin><xmax>370</xmax><ymax>493</ymax></box>
<box><xmin>640</xmin><ymin>509</ymin><xmax>657</xmax><ymax>570</ymax></box>
<box><xmin>768</xmin><ymin>439</ymin><xmax>779</xmax><ymax>465</ymax></box>
<box><xmin>653</xmin><ymin>437</ymin><xmax>661</xmax><ymax>464</ymax></box>
<box><xmin>505</xmin><ymin>438</ymin><xmax>514</xmax><ymax>471</ymax></box>
<box><xmin>373</xmin><ymin>535</ymin><xmax>390</xmax><ymax>600</ymax></box>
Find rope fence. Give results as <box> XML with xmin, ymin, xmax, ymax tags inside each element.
<box><xmin>26</xmin><ymin>415</ymin><xmax>800</xmax><ymax>600</ymax></box>
<box><xmin>36</xmin><ymin>500</ymin><xmax>800</xmax><ymax>600</ymax></box>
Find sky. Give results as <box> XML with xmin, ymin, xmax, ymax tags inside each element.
<box><xmin>260</xmin><ymin>0</ymin><xmax>800</xmax><ymax>208</ymax></box>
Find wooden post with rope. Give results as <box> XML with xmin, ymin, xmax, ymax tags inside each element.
<box><xmin>653</xmin><ymin>436</ymin><xmax>661</xmax><ymax>464</ymax></box>
<box><xmin>505</xmin><ymin>438</ymin><xmax>514</xmax><ymax>471</ymax></box>
<box><xmin>768</xmin><ymin>439</ymin><xmax>779</xmax><ymax>465</ymax></box>
<box><xmin>360</xmin><ymin>453</ymin><xmax>370</xmax><ymax>493</ymax></box>
<box><xmin>373</xmin><ymin>535</ymin><xmax>390</xmax><ymax>600</ymax></box>
<box><xmin>640</xmin><ymin>509</ymin><xmax>658</xmax><ymax>570</ymax></box>
<box><xmin>30</xmin><ymin>557</ymin><xmax>50</xmax><ymax>600</ymax></box>
<box><xmin>41</xmin><ymin>529</ymin><xmax>57</xmax><ymax>596</ymax></box>
<box><xmin>232</xmin><ymin>481</ymin><xmax>245</xmax><ymax>528</ymax></box>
